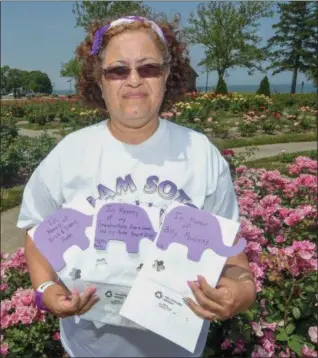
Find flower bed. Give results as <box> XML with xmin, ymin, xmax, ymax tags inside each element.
<box><xmin>0</xmin><ymin>250</ymin><xmax>64</xmax><ymax>358</ymax></box>
<box><xmin>1</xmin><ymin>155</ymin><xmax>317</xmax><ymax>357</ymax></box>
<box><xmin>161</xmin><ymin>93</ymin><xmax>317</xmax><ymax>140</ymax></box>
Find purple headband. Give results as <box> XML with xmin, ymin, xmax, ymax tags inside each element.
<box><xmin>90</xmin><ymin>16</ymin><xmax>167</xmax><ymax>56</ymax></box>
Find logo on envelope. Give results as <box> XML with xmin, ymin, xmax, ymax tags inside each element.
<box><xmin>105</xmin><ymin>290</ymin><xmax>113</xmax><ymax>298</ymax></box>
<box><xmin>155</xmin><ymin>291</ymin><xmax>163</xmax><ymax>299</ymax></box>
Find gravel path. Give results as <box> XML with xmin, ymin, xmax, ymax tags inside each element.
<box><xmin>1</xmin><ymin>206</ymin><xmax>24</xmax><ymax>254</ymax></box>
<box><xmin>230</xmin><ymin>141</ymin><xmax>316</xmax><ymax>160</ymax></box>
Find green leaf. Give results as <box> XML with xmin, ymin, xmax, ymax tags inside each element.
<box><xmin>286</xmin><ymin>323</ymin><xmax>296</xmax><ymax>335</ymax></box>
<box><xmin>288</xmin><ymin>339</ymin><xmax>303</xmax><ymax>356</ymax></box>
<box><xmin>290</xmin><ymin>335</ymin><xmax>304</xmax><ymax>343</ymax></box>
<box><xmin>292</xmin><ymin>307</ymin><xmax>301</xmax><ymax>319</ymax></box>
<box><xmin>245</xmin><ymin>310</ymin><xmax>254</xmax><ymax>320</ymax></box>
<box><xmin>276</xmin><ymin>330</ymin><xmax>289</xmax><ymax>342</ymax></box>
<box><xmin>304</xmin><ymin>286</ymin><xmax>316</xmax><ymax>293</ymax></box>
<box><xmin>278</xmin><ymin>304</ymin><xmax>285</xmax><ymax>312</ymax></box>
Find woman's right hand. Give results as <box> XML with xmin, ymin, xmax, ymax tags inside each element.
<box><xmin>43</xmin><ymin>283</ymin><xmax>100</xmax><ymax>318</ymax></box>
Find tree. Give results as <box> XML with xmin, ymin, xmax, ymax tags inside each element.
<box><xmin>266</xmin><ymin>1</ymin><xmax>317</xmax><ymax>94</ymax></box>
<box><xmin>304</xmin><ymin>2</ymin><xmax>318</xmax><ymax>89</ymax></box>
<box><xmin>72</xmin><ymin>1</ymin><xmax>152</xmax><ymax>31</ymax></box>
<box><xmin>257</xmin><ymin>76</ymin><xmax>271</xmax><ymax>96</ymax></box>
<box><xmin>6</xmin><ymin>68</ymin><xmax>24</xmax><ymax>96</ymax></box>
<box><xmin>0</xmin><ymin>66</ymin><xmax>10</xmax><ymax>92</ymax></box>
<box><xmin>215</xmin><ymin>76</ymin><xmax>228</xmax><ymax>94</ymax></box>
<box><xmin>27</xmin><ymin>71</ymin><xmax>53</xmax><ymax>94</ymax></box>
<box><xmin>186</xmin><ymin>2</ymin><xmax>273</xmax><ymax>84</ymax></box>
<box><xmin>1</xmin><ymin>67</ymin><xmax>53</xmax><ymax>94</ymax></box>
<box><xmin>306</xmin><ymin>67</ymin><xmax>318</xmax><ymax>89</ymax></box>
<box><xmin>60</xmin><ymin>58</ymin><xmax>82</xmax><ymax>85</ymax></box>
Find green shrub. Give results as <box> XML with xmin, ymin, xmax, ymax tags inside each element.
<box><xmin>261</xmin><ymin>118</ymin><xmax>277</xmax><ymax>134</ymax></box>
<box><xmin>10</xmin><ymin>105</ymin><xmax>25</xmax><ymax>118</ymax></box>
<box><xmin>256</xmin><ymin>76</ymin><xmax>271</xmax><ymax>97</ymax></box>
<box><xmin>272</xmin><ymin>94</ymin><xmax>317</xmax><ymax>108</ymax></box>
<box><xmin>215</xmin><ymin>77</ymin><xmax>228</xmax><ymax>94</ymax></box>
<box><xmin>0</xmin><ymin>133</ymin><xmax>56</xmax><ymax>187</ymax></box>
<box><xmin>0</xmin><ymin>118</ymin><xmax>18</xmax><ymax>143</ymax></box>
<box><xmin>0</xmin><ymin>186</ymin><xmax>24</xmax><ymax>212</ymax></box>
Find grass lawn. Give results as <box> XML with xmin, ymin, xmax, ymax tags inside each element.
<box><xmin>213</xmin><ymin>131</ymin><xmax>316</xmax><ymax>149</ymax></box>
<box><xmin>244</xmin><ymin>149</ymin><xmax>317</xmax><ymax>175</ymax></box>
<box><xmin>0</xmin><ymin>186</ymin><xmax>24</xmax><ymax>212</ymax></box>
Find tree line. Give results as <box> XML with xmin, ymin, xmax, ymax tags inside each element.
<box><xmin>61</xmin><ymin>1</ymin><xmax>317</xmax><ymax>95</ymax></box>
<box><xmin>0</xmin><ymin>66</ymin><xmax>53</xmax><ymax>97</ymax></box>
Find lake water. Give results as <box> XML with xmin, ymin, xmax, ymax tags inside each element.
<box><xmin>197</xmin><ymin>84</ymin><xmax>316</xmax><ymax>94</ymax></box>
<box><xmin>53</xmin><ymin>83</ymin><xmax>316</xmax><ymax>95</ymax></box>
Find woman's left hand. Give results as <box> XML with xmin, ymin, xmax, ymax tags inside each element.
<box><xmin>185</xmin><ymin>275</ymin><xmax>255</xmax><ymax>321</ymax></box>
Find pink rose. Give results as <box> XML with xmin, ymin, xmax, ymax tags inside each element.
<box><xmin>250</xmin><ymin>263</ymin><xmax>265</xmax><ymax>279</ymax></box>
<box><xmin>1</xmin><ymin>300</ymin><xmax>12</xmax><ymax>314</ymax></box>
<box><xmin>20</xmin><ymin>295</ymin><xmax>33</xmax><ymax>306</ymax></box>
<box><xmin>0</xmin><ymin>314</ymin><xmax>11</xmax><ymax>329</ymax></box>
<box><xmin>0</xmin><ymin>253</ymin><xmax>9</xmax><ymax>260</ymax></box>
<box><xmin>308</xmin><ymin>326</ymin><xmax>317</xmax><ymax>344</ymax></box>
<box><xmin>301</xmin><ymin>344</ymin><xmax>318</xmax><ymax>357</ymax></box>
<box><xmin>252</xmin><ymin>345</ymin><xmax>273</xmax><ymax>358</ymax></box>
<box><xmin>0</xmin><ymin>342</ymin><xmax>8</xmax><ymax>357</ymax></box>
<box><xmin>275</xmin><ymin>235</ymin><xmax>286</xmax><ymax>243</ymax></box>
<box><xmin>20</xmin><ymin>315</ymin><xmax>33</xmax><ymax>325</ymax></box>
<box><xmin>0</xmin><ymin>283</ymin><xmax>8</xmax><ymax>291</ymax></box>
<box><xmin>251</xmin><ymin>322</ymin><xmax>264</xmax><ymax>337</ymax></box>
<box><xmin>233</xmin><ymin>339</ymin><xmax>245</xmax><ymax>354</ymax></box>
<box><xmin>52</xmin><ymin>332</ymin><xmax>60</xmax><ymax>341</ymax></box>
<box><xmin>261</xmin><ymin>319</ymin><xmax>277</xmax><ymax>331</ymax></box>
<box><xmin>298</xmin><ymin>250</ymin><xmax>314</xmax><ymax>260</ymax></box>
<box><xmin>10</xmin><ymin>313</ymin><xmax>20</xmax><ymax>325</ymax></box>
<box><xmin>262</xmin><ymin>337</ymin><xmax>275</xmax><ymax>353</ymax></box>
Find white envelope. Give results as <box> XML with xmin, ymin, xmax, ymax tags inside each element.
<box><xmin>120</xmin><ymin>203</ymin><xmax>242</xmax><ymax>353</ymax></box>
<box><xmin>79</xmin><ymin>199</ymin><xmax>161</xmax><ymax>329</ymax></box>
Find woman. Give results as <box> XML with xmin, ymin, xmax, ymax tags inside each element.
<box><xmin>18</xmin><ymin>16</ymin><xmax>256</xmax><ymax>357</ymax></box>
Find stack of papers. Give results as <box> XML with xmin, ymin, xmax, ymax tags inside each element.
<box><xmin>28</xmin><ymin>198</ymin><xmax>245</xmax><ymax>353</ymax></box>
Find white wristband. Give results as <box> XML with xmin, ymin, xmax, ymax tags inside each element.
<box><xmin>37</xmin><ymin>280</ymin><xmax>56</xmax><ymax>293</ymax></box>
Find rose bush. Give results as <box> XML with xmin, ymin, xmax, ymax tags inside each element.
<box><xmin>1</xmin><ymin>155</ymin><xmax>317</xmax><ymax>357</ymax></box>
<box><xmin>0</xmin><ymin>250</ymin><xmax>65</xmax><ymax>358</ymax></box>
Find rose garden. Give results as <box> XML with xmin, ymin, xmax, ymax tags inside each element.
<box><xmin>0</xmin><ymin>92</ymin><xmax>317</xmax><ymax>357</ymax></box>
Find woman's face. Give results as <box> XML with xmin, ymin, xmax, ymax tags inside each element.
<box><xmin>100</xmin><ymin>30</ymin><xmax>169</xmax><ymax>127</ymax></box>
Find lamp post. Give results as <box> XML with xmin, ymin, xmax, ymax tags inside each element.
<box><xmin>67</xmin><ymin>79</ymin><xmax>72</xmax><ymax>94</ymax></box>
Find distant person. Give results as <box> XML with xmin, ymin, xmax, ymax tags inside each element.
<box><xmin>18</xmin><ymin>15</ymin><xmax>256</xmax><ymax>358</ymax></box>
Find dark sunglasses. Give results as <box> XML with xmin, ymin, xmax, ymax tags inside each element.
<box><xmin>103</xmin><ymin>63</ymin><xmax>167</xmax><ymax>80</ymax></box>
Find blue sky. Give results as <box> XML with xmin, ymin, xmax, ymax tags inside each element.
<box><xmin>1</xmin><ymin>1</ymin><xmax>310</xmax><ymax>90</ymax></box>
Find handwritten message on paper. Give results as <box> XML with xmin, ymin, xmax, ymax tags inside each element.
<box><xmin>156</xmin><ymin>206</ymin><xmax>246</xmax><ymax>261</ymax></box>
<box><xmin>94</xmin><ymin>203</ymin><xmax>157</xmax><ymax>253</ymax></box>
<box><xmin>33</xmin><ymin>208</ymin><xmax>92</xmax><ymax>271</ymax></box>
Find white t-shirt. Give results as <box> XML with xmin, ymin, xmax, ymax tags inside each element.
<box><xmin>17</xmin><ymin>118</ymin><xmax>239</xmax><ymax>358</ymax></box>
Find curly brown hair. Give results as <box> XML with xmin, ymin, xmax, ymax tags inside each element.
<box><xmin>75</xmin><ymin>17</ymin><xmax>190</xmax><ymax>113</ymax></box>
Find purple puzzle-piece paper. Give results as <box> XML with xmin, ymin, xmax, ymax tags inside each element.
<box><xmin>94</xmin><ymin>203</ymin><xmax>157</xmax><ymax>253</ymax></box>
<box><xmin>33</xmin><ymin>208</ymin><xmax>92</xmax><ymax>272</ymax></box>
<box><xmin>156</xmin><ymin>206</ymin><xmax>246</xmax><ymax>261</ymax></box>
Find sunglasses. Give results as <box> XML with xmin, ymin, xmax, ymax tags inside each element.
<box><xmin>103</xmin><ymin>63</ymin><xmax>166</xmax><ymax>80</ymax></box>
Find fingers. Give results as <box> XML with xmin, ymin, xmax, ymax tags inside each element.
<box><xmin>184</xmin><ymin>297</ymin><xmax>219</xmax><ymax>321</ymax></box>
<box><xmin>77</xmin><ymin>289</ymin><xmax>101</xmax><ymax>315</ymax></box>
<box><xmin>187</xmin><ymin>276</ymin><xmax>235</xmax><ymax>321</ymax></box>
<box><xmin>187</xmin><ymin>280</ymin><xmax>224</xmax><ymax>316</ymax></box>
<box><xmin>197</xmin><ymin>275</ymin><xmax>226</xmax><ymax>304</ymax></box>
<box><xmin>58</xmin><ymin>287</ymin><xmax>99</xmax><ymax>317</ymax></box>
<box><xmin>58</xmin><ymin>288</ymin><xmax>82</xmax><ymax>316</ymax></box>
